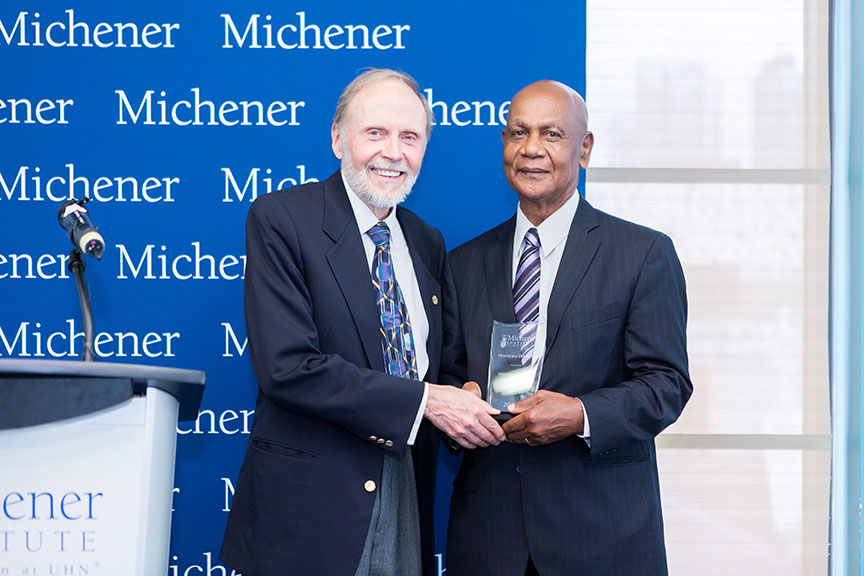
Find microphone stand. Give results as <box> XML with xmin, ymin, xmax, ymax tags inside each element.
<box><xmin>68</xmin><ymin>248</ymin><xmax>95</xmax><ymax>362</ymax></box>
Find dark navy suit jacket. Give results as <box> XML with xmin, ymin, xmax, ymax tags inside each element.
<box><xmin>443</xmin><ymin>198</ymin><xmax>692</xmax><ymax>576</ymax></box>
<box><xmin>221</xmin><ymin>172</ymin><xmax>447</xmax><ymax>576</ymax></box>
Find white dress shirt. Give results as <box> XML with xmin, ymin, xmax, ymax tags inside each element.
<box><xmin>343</xmin><ymin>174</ymin><xmax>429</xmax><ymax>444</ymax></box>
<box><xmin>512</xmin><ymin>191</ymin><xmax>591</xmax><ymax>438</ymax></box>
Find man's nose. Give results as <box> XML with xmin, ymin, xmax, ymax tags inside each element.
<box><xmin>521</xmin><ymin>133</ymin><xmax>545</xmax><ymax>157</ymax></box>
<box><xmin>381</xmin><ymin>134</ymin><xmax>402</xmax><ymax>159</ymax></box>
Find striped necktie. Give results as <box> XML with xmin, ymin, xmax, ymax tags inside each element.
<box><xmin>367</xmin><ymin>221</ymin><xmax>419</xmax><ymax>380</ymax></box>
<box><xmin>513</xmin><ymin>227</ymin><xmax>541</xmax><ymax>365</ymax></box>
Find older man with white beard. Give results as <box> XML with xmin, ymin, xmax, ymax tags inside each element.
<box><xmin>220</xmin><ymin>69</ymin><xmax>505</xmax><ymax>576</ymax></box>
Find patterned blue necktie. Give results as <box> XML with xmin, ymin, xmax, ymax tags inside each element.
<box><xmin>513</xmin><ymin>227</ymin><xmax>541</xmax><ymax>365</ymax></box>
<box><xmin>367</xmin><ymin>222</ymin><xmax>419</xmax><ymax>380</ymax></box>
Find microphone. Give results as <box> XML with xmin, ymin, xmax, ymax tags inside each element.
<box><xmin>58</xmin><ymin>199</ymin><xmax>105</xmax><ymax>259</ymax></box>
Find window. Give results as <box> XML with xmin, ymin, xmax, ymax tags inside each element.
<box><xmin>586</xmin><ymin>2</ymin><xmax>830</xmax><ymax>573</ymax></box>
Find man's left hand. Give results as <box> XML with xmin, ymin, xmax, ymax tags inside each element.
<box><xmin>503</xmin><ymin>390</ymin><xmax>585</xmax><ymax>446</ymax></box>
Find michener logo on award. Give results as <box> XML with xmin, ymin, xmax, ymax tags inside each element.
<box><xmin>499</xmin><ymin>334</ymin><xmax>523</xmax><ymax>349</ymax></box>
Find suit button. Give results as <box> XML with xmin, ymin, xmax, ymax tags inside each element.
<box><xmin>432</xmin><ymin>295</ymin><xmax>439</xmax><ymax>305</ymax></box>
<box><xmin>385</xmin><ymin>440</ymin><xmax>393</xmax><ymax>447</ymax></box>
<box><xmin>369</xmin><ymin>435</ymin><xmax>378</xmax><ymax>441</ymax></box>
<box><xmin>377</xmin><ymin>438</ymin><xmax>385</xmax><ymax>444</ymax></box>
<box><xmin>515</xmin><ymin>466</ymin><xmax>521</xmax><ymax>474</ymax></box>
<box><xmin>364</xmin><ymin>480</ymin><xmax>376</xmax><ymax>492</ymax></box>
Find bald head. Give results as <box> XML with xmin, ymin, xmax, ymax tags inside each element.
<box><xmin>509</xmin><ymin>80</ymin><xmax>589</xmax><ymax>135</ymax></box>
<box><xmin>502</xmin><ymin>80</ymin><xmax>594</xmax><ymax>225</ymax></box>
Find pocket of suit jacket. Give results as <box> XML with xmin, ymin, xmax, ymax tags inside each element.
<box><xmin>580</xmin><ymin>443</ymin><xmax>648</xmax><ymax>467</ymax></box>
<box><xmin>252</xmin><ymin>437</ymin><xmax>318</xmax><ymax>460</ymax></box>
<box><xmin>568</xmin><ymin>301</ymin><xmax>626</xmax><ymax>330</ymax></box>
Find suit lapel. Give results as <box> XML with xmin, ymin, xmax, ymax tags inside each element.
<box><xmin>398</xmin><ymin>210</ymin><xmax>442</xmax><ymax>380</ymax></box>
<box><xmin>545</xmin><ymin>197</ymin><xmax>601</xmax><ymax>352</ymax></box>
<box><xmin>485</xmin><ymin>217</ymin><xmax>518</xmax><ymax>324</ymax></box>
<box><xmin>322</xmin><ymin>174</ymin><xmax>383</xmax><ymax>372</ymax></box>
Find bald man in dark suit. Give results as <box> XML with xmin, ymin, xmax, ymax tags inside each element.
<box><xmin>443</xmin><ymin>80</ymin><xmax>692</xmax><ymax>576</ymax></box>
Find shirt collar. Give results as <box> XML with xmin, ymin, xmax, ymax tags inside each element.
<box><xmin>514</xmin><ymin>190</ymin><xmax>580</xmax><ymax>257</ymax></box>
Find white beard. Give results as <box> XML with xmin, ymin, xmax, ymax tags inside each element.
<box><xmin>341</xmin><ymin>142</ymin><xmax>419</xmax><ymax>208</ymax></box>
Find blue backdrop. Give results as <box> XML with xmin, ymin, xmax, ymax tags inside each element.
<box><xmin>0</xmin><ymin>2</ymin><xmax>585</xmax><ymax>573</ymax></box>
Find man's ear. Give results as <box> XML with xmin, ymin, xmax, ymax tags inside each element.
<box><xmin>331</xmin><ymin>123</ymin><xmax>343</xmax><ymax>159</ymax></box>
<box><xmin>579</xmin><ymin>131</ymin><xmax>594</xmax><ymax>170</ymax></box>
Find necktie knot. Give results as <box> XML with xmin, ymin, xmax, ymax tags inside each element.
<box><xmin>367</xmin><ymin>222</ymin><xmax>391</xmax><ymax>247</ymax></box>
<box><xmin>524</xmin><ymin>228</ymin><xmax>540</xmax><ymax>250</ymax></box>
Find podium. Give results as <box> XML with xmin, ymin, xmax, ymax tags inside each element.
<box><xmin>0</xmin><ymin>359</ymin><xmax>205</xmax><ymax>576</ymax></box>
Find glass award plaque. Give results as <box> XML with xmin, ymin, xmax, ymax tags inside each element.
<box><xmin>487</xmin><ymin>320</ymin><xmax>543</xmax><ymax>423</ymax></box>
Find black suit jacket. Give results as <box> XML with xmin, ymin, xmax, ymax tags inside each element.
<box><xmin>443</xmin><ymin>198</ymin><xmax>692</xmax><ymax>576</ymax></box>
<box><xmin>221</xmin><ymin>172</ymin><xmax>446</xmax><ymax>576</ymax></box>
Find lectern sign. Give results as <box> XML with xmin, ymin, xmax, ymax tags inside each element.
<box><xmin>0</xmin><ymin>399</ymin><xmax>145</xmax><ymax>574</ymax></box>
<box><xmin>0</xmin><ymin>359</ymin><xmax>204</xmax><ymax>576</ymax></box>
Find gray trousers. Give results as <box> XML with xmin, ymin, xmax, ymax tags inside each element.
<box><xmin>353</xmin><ymin>449</ymin><xmax>422</xmax><ymax>576</ymax></box>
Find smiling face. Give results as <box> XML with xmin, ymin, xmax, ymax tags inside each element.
<box><xmin>331</xmin><ymin>78</ymin><xmax>428</xmax><ymax>212</ymax></box>
<box><xmin>502</xmin><ymin>81</ymin><xmax>593</xmax><ymax>224</ymax></box>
